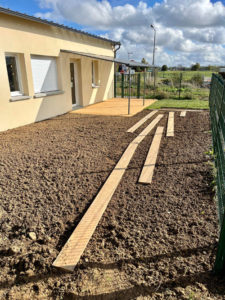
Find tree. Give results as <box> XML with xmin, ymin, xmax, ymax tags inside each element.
<box><xmin>141</xmin><ymin>58</ymin><xmax>148</xmax><ymax>64</ymax></box>
<box><xmin>208</xmin><ymin>65</ymin><xmax>213</xmax><ymax>71</ymax></box>
<box><xmin>208</xmin><ymin>65</ymin><xmax>219</xmax><ymax>72</ymax></box>
<box><xmin>177</xmin><ymin>64</ymin><xmax>184</xmax><ymax>70</ymax></box>
<box><xmin>191</xmin><ymin>63</ymin><xmax>200</xmax><ymax>71</ymax></box>
<box><xmin>161</xmin><ymin>64</ymin><xmax>168</xmax><ymax>71</ymax></box>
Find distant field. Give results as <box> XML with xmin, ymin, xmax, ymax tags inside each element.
<box><xmin>157</xmin><ymin>70</ymin><xmax>215</xmax><ymax>79</ymax></box>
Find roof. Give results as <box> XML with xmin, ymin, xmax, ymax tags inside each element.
<box><xmin>115</xmin><ymin>58</ymin><xmax>152</xmax><ymax>68</ymax></box>
<box><xmin>61</xmin><ymin>49</ymin><xmax>152</xmax><ymax>67</ymax></box>
<box><xmin>0</xmin><ymin>6</ymin><xmax>120</xmax><ymax>46</ymax></box>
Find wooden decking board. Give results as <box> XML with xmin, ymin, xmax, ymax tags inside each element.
<box><xmin>139</xmin><ymin>126</ymin><xmax>164</xmax><ymax>184</ymax></box>
<box><xmin>53</xmin><ymin>114</ymin><xmax>164</xmax><ymax>271</ymax></box>
<box><xmin>127</xmin><ymin>111</ymin><xmax>158</xmax><ymax>133</ymax></box>
<box><xmin>180</xmin><ymin>111</ymin><xmax>186</xmax><ymax>117</ymax></box>
<box><xmin>166</xmin><ymin>112</ymin><xmax>174</xmax><ymax>137</ymax></box>
<box><xmin>71</xmin><ymin>98</ymin><xmax>156</xmax><ymax>117</ymax></box>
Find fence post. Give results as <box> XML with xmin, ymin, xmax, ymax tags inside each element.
<box><xmin>178</xmin><ymin>72</ymin><xmax>183</xmax><ymax>100</ymax></box>
<box><xmin>137</xmin><ymin>73</ymin><xmax>141</xmax><ymax>98</ymax></box>
<box><xmin>128</xmin><ymin>68</ymin><xmax>131</xmax><ymax>115</ymax></box>
<box><xmin>153</xmin><ymin>67</ymin><xmax>156</xmax><ymax>89</ymax></box>
<box><xmin>121</xmin><ymin>73</ymin><xmax>124</xmax><ymax>98</ymax></box>
<box><xmin>143</xmin><ymin>71</ymin><xmax>146</xmax><ymax>106</ymax></box>
<box><xmin>114</xmin><ymin>74</ymin><xmax>117</xmax><ymax>98</ymax></box>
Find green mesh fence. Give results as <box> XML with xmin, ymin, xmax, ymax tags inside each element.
<box><xmin>209</xmin><ymin>74</ymin><xmax>225</xmax><ymax>274</ymax></box>
<box><xmin>114</xmin><ymin>72</ymin><xmax>152</xmax><ymax>98</ymax></box>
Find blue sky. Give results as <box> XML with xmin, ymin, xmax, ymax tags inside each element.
<box><xmin>1</xmin><ymin>0</ymin><xmax>225</xmax><ymax>66</ymax></box>
<box><xmin>0</xmin><ymin>0</ymin><xmax>162</xmax><ymax>29</ymax></box>
<box><xmin>0</xmin><ymin>0</ymin><xmax>162</xmax><ymax>12</ymax></box>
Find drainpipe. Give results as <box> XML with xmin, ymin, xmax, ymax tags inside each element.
<box><xmin>113</xmin><ymin>43</ymin><xmax>121</xmax><ymax>98</ymax></box>
<box><xmin>113</xmin><ymin>43</ymin><xmax>121</xmax><ymax>58</ymax></box>
<box><xmin>113</xmin><ymin>43</ymin><xmax>121</xmax><ymax>71</ymax></box>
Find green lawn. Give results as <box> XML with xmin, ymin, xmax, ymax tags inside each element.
<box><xmin>147</xmin><ymin>99</ymin><xmax>209</xmax><ymax>110</ymax></box>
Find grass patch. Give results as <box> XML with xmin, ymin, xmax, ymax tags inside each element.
<box><xmin>147</xmin><ymin>99</ymin><xmax>209</xmax><ymax>110</ymax></box>
<box><xmin>158</xmin><ymin>70</ymin><xmax>214</xmax><ymax>79</ymax></box>
<box><xmin>146</xmin><ymin>86</ymin><xmax>210</xmax><ymax>101</ymax></box>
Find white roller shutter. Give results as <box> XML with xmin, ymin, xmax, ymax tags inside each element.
<box><xmin>31</xmin><ymin>56</ymin><xmax>58</xmax><ymax>93</ymax></box>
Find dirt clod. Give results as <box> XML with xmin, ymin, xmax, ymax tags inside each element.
<box><xmin>28</xmin><ymin>232</ymin><xmax>37</xmax><ymax>241</ymax></box>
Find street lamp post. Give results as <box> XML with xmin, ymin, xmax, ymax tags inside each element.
<box><xmin>151</xmin><ymin>24</ymin><xmax>156</xmax><ymax>89</ymax></box>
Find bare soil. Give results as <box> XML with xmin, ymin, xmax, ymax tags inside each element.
<box><xmin>0</xmin><ymin>110</ymin><xmax>224</xmax><ymax>300</ymax></box>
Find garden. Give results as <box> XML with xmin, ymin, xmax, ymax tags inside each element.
<box><xmin>1</xmin><ymin>106</ymin><xmax>225</xmax><ymax>299</ymax></box>
<box><xmin>115</xmin><ymin>70</ymin><xmax>211</xmax><ymax>110</ymax></box>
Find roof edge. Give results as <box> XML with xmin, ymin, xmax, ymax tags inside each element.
<box><xmin>60</xmin><ymin>50</ymin><xmax>153</xmax><ymax>68</ymax></box>
<box><xmin>0</xmin><ymin>6</ymin><xmax>121</xmax><ymax>46</ymax></box>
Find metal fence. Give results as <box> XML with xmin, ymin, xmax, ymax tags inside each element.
<box><xmin>209</xmin><ymin>73</ymin><xmax>225</xmax><ymax>274</ymax></box>
<box><xmin>114</xmin><ymin>71</ymin><xmax>210</xmax><ymax>101</ymax></box>
<box><xmin>156</xmin><ymin>72</ymin><xmax>210</xmax><ymax>100</ymax></box>
<box><xmin>114</xmin><ymin>72</ymin><xmax>152</xmax><ymax>99</ymax></box>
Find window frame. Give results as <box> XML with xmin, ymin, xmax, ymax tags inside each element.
<box><xmin>92</xmin><ymin>61</ymin><xmax>95</xmax><ymax>86</ymax></box>
<box><xmin>5</xmin><ymin>53</ymin><xmax>23</xmax><ymax>96</ymax></box>
<box><xmin>92</xmin><ymin>60</ymin><xmax>99</xmax><ymax>88</ymax></box>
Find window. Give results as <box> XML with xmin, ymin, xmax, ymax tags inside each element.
<box><xmin>31</xmin><ymin>56</ymin><xmax>58</xmax><ymax>93</ymax></box>
<box><xmin>5</xmin><ymin>54</ymin><xmax>23</xmax><ymax>96</ymax></box>
<box><xmin>92</xmin><ymin>61</ymin><xmax>99</xmax><ymax>87</ymax></box>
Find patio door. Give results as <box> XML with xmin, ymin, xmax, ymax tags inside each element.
<box><xmin>70</xmin><ymin>62</ymin><xmax>79</xmax><ymax>106</ymax></box>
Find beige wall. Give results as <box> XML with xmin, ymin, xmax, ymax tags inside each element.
<box><xmin>0</xmin><ymin>13</ymin><xmax>115</xmax><ymax>132</ymax></box>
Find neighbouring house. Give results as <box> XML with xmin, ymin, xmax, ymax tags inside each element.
<box><xmin>0</xmin><ymin>7</ymin><xmax>120</xmax><ymax>132</ymax></box>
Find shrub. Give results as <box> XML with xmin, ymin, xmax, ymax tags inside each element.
<box><xmin>182</xmin><ymin>82</ymin><xmax>195</xmax><ymax>89</ymax></box>
<box><xmin>151</xmin><ymin>91</ymin><xmax>168</xmax><ymax>100</ymax></box>
<box><xmin>161</xmin><ymin>78</ymin><xmax>172</xmax><ymax>85</ymax></box>
<box><xmin>170</xmin><ymin>87</ymin><xmax>178</xmax><ymax>93</ymax></box>
<box><xmin>184</xmin><ymin>93</ymin><xmax>193</xmax><ymax>99</ymax></box>
<box><xmin>190</xmin><ymin>74</ymin><xmax>203</xmax><ymax>86</ymax></box>
<box><xmin>171</xmin><ymin>73</ymin><xmax>181</xmax><ymax>87</ymax></box>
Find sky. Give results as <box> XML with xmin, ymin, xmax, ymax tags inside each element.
<box><xmin>1</xmin><ymin>0</ymin><xmax>225</xmax><ymax>67</ymax></box>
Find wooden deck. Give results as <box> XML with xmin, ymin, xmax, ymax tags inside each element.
<box><xmin>71</xmin><ymin>98</ymin><xmax>156</xmax><ymax>117</ymax></box>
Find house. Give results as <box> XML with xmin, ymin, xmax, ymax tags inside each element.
<box><xmin>0</xmin><ymin>7</ymin><xmax>120</xmax><ymax>132</ymax></box>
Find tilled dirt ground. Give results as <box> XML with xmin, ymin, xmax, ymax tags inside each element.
<box><xmin>0</xmin><ymin>109</ymin><xmax>225</xmax><ymax>300</ymax></box>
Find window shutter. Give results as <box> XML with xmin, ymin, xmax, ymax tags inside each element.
<box><xmin>31</xmin><ymin>56</ymin><xmax>58</xmax><ymax>93</ymax></box>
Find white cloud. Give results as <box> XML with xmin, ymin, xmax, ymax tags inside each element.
<box><xmin>35</xmin><ymin>0</ymin><xmax>225</xmax><ymax>66</ymax></box>
<box><xmin>36</xmin><ymin>0</ymin><xmax>152</xmax><ymax>29</ymax></box>
<box><xmin>154</xmin><ymin>0</ymin><xmax>225</xmax><ymax>28</ymax></box>
<box><xmin>183</xmin><ymin>27</ymin><xmax>225</xmax><ymax>44</ymax></box>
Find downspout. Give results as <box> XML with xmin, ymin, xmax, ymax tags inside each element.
<box><xmin>113</xmin><ymin>43</ymin><xmax>121</xmax><ymax>58</ymax></box>
<box><xmin>113</xmin><ymin>43</ymin><xmax>121</xmax><ymax>71</ymax></box>
<box><xmin>113</xmin><ymin>43</ymin><xmax>121</xmax><ymax>98</ymax></box>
